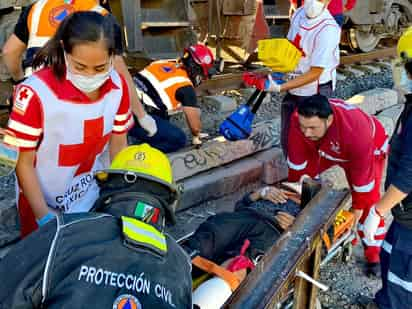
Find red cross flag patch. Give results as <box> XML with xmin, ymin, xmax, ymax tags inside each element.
<box><xmin>14</xmin><ymin>86</ymin><xmax>34</xmax><ymax>115</ymax></box>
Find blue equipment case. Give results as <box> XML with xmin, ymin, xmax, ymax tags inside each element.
<box><xmin>219</xmin><ymin>89</ymin><xmax>267</xmax><ymax>141</ymax></box>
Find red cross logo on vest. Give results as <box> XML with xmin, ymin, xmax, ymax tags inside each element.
<box><xmin>292</xmin><ymin>34</ymin><xmax>306</xmax><ymax>57</ymax></box>
<box><xmin>58</xmin><ymin>117</ymin><xmax>110</xmax><ymax>176</ymax></box>
<box><xmin>18</xmin><ymin>88</ymin><xmax>29</xmax><ymax>101</ymax></box>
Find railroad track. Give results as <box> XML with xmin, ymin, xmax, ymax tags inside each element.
<box><xmin>198</xmin><ymin>47</ymin><xmax>397</xmax><ymax>96</ymax></box>
<box><xmin>340</xmin><ymin>46</ymin><xmax>397</xmax><ymax>65</ymax></box>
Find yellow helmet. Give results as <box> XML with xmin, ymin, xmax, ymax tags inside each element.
<box><xmin>95</xmin><ymin>144</ymin><xmax>178</xmax><ymax>222</ymax></box>
<box><xmin>109</xmin><ymin>144</ymin><xmax>173</xmax><ymax>187</ymax></box>
<box><xmin>397</xmin><ymin>26</ymin><xmax>412</xmax><ymax>60</ymax></box>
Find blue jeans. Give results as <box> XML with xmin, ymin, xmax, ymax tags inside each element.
<box><xmin>333</xmin><ymin>14</ymin><xmax>344</xmax><ymax>27</ymax></box>
<box><xmin>128</xmin><ymin>114</ymin><xmax>187</xmax><ymax>153</ymax></box>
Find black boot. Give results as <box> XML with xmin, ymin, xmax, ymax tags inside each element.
<box><xmin>366</xmin><ymin>262</ymin><xmax>381</xmax><ymax>277</ymax></box>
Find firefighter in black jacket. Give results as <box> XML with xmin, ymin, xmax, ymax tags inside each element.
<box><xmin>362</xmin><ymin>28</ymin><xmax>412</xmax><ymax>309</ymax></box>
<box><xmin>0</xmin><ymin>144</ymin><xmax>192</xmax><ymax>309</ymax></box>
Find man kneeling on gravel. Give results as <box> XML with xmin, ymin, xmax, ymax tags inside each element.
<box><xmin>184</xmin><ymin>179</ymin><xmax>321</xmax><ymax>308</ymax></box>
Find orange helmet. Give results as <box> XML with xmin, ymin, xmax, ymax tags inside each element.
<box><xmin>184</xmin><ymin>44</ymin><xmax>215</xmax><ymax>78</ymax></box>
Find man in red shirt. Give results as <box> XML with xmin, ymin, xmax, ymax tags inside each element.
<box><xmin>289</xmin><ymin>0</ymin><xmax>357</xmax><ymax>26</ymax></box>
<box><xmin>287</xmin><ymin>94</ymin><xmax>388</xmax><ymax>275</ymax></box>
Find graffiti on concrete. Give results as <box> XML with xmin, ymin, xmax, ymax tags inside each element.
<box><xmin>170</xmin><ymin>120</ymin><xmax>281</xmax><ymax>181</ymax></box>
<box><xmin>249</xmin><ymin>121</ymin><xmax>280</xmax><ymax>150</ymax></box>
<box><xmin>172</xmin><ymin>144</ymin><xmax>227</xmax><ymax>171</ymax></box>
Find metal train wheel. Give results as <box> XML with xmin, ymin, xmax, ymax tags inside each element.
<box><xmin>348</xmin><ymin>28</ymin><xmax>381</xmax><ymax>52</ymax></box>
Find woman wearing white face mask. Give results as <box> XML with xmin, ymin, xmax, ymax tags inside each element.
<box><xmin>266</xmin><ymin>0</ymin><xmax>340</xmax><ymax>158</ymax></box>
<box><xmin>304</xmin><ymin>0</ymin><xmax>326</xmax><ymax>18</ymax></box>
<box><xmin>5</xmin><ymin>11</ymin><xmax>134</xmax><ymax>238</ymax></box>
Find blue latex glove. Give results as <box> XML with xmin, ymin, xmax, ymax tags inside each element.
<box><xmin>36</xmin><ymin>212</ymin><xmax>55</xmax><ymax>226</ymax></box>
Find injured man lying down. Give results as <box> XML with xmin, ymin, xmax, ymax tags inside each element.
<box><xmin>183</xmin><ymin>179</ymin><xmax>321</xmax><ymax>308</ymax></box>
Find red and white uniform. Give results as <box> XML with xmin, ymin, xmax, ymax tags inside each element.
<box><xmin>287</xmin><ymin>99</ymin><xmax>388</xmax><ymax>263</ymax></box>
<box><xmin>7</xmin><ymin>67</ymin><xmax>133</xmax><ymax>236</ymax></box>
<box><xmin>287</xmin><ymin>7</ymin><xmax>340</xmax><ymax>96</ymax></box>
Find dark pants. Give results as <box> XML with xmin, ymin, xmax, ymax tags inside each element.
<box><xmin>280</xmin><ymin>82</ymin><xmax>334</xmax><ymax>157</ymax></box>
<box><xmin>183</xmin><ymin>210</ymin><xmax>281</xmax><ymax>265</ymax></box>
<box><xmin>375</xmin><ymin>221</ymin><xmax>412</xmax><ymax>309</ymax></box>
<box><xmin>128</xmin><ymin>114</ymin><xmax>187</xmax><ymax>153</ymax></box>
<box><xmin>333</xmin><ymin>14</ymin><xmax>344</xmax><ymax>27</ymax></box>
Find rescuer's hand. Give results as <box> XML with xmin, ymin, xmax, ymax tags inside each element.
<box><xmin>265</xmin><ymin>74</ymin><xmax>282</xmax><ymax>93</ymax></box>
<box><xmin>363</xmin><ymin>205</ymin><xmax>383</xmax><ymax>242</ymax></box>
<box><xmin>275</xmin><ymin>211</ymin><xmax>295</xmax><ymax>230</ymax></box>
<box><xmin>192</xmin><ymin>136</ymin><xmax>202</xmax><ymax>146</ymax></box>
<box><xmin>138</xmin><ymin>114</ymin><xmax>158</xmax><ymax>137</ymax></box>
<box><xmin>260</xmin><ymin>186</ymin><xmax>288</xmax><ymax>204</ymax></box>
<box><xmin>192</xmin><ymin>133</ymin><xmax>209</xmax><ymax>147</ymax></box>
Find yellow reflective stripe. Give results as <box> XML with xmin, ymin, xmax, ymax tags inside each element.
<box><xmin>122</xmin><ymin>217</ymin><xmax>167</xmax><ymax>252</ymax></box>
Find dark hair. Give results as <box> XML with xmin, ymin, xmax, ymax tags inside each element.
<box><xmin>181</xmin><ymin>54</ymin><xmax>204</xmax><ymax>85</ymax></box>
<box><xmin>405</xmin><ymin>60</ymin><xmax>412</xmax><ymax>76</ymax></box>
<box><xmin>32</xmin><ymin>11</ymin><xmax>116</xmax><ymax>79</ymax></box>
<box><xmin>297</xmin><ymin>94</ymin><xmax>333</xmax><ymax>119</ymax></box>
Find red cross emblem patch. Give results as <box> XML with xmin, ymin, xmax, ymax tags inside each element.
<box><xmin>58</xmin><ymin>117</ymin><xmax>110</xmax><ymax>176</ymax></box>
<box><xmin>292</xmin><ymin>34</ymin><xmax>306</xmax><ymax>57</ymax></box>
<box><xmin>13</xmin><ymin>86</ymin><xmax>34</xmax><ymax>115</ymax></box>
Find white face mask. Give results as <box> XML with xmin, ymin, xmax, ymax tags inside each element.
<box><xmin>65</xmin><ymin>54</ymin><xmax>112</xmax><ymax>93</ymax></box>
<box><xmin>304</xmin><ymin>0</ymin><xmax>325</xmax><ymax>19</ymax></box>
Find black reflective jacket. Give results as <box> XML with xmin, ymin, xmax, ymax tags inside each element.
<box><xmin>387</xmin><ymin>94</ymin><xmax>412</xmax><ymax>228</ymax></box>
<box><xmin>0</xmin><ymin>213</ymin><xmax>192</xmax><ymax>309</ymax></box>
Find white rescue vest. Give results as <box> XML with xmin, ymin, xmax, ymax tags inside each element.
<box><xmin>19</xmin><ymin>71</ymin><xmax>123</xmax><ymax>213</ymax></box>
<box><xmin>288</xmin><ymin>8</ymin><xmax>340</xmax><ymax>96</ymax></box>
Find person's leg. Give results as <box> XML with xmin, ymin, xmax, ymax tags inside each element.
<box><xmin>183</xmin><ymin>210</ymin><xmax>280</xmax><ymax>264</ymax></box>
<box><xmin>377</xmin><ymin>222</ymin><xmax>412</xmax><ymax>308</ymax></box>
<box><xmin>319</xmin><ymin>81</ymin><xmax>334</xmax><ymax>98</ymax></box>
<box><xmin>128</xmin><ymin>114</ymin><xmax>186</xmax><ymax>153</ymax></box>
<box><xmin>358</xmin><ymin>154</ymin><xmax>387</xmax><ymax>267</ymax></box>
<box><xmin>375</xmin><ymin>222</ymin><xmax>396</xmax><ymax>309</ymax></box>
<box><xmin>280</xmin><ymin>94</ymin><xmax>297</xmax><ymax>157</ymax></box>
<box><xmin>333</xmin><ymin>14</ymin><xmax>344</xmax><ymax>27</ymax></box>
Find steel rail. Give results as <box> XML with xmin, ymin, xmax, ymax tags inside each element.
<box><xmin>195</xmin><ymin>67</ymin><xmax>270</xmax><ymax>96</ymax></box>
<box><xmin>340</xmin><ymin>47</ymin><xmax>397</xmax><ymax>65</ymax></box>
<box><xmin>196</xmin><ymin>47</ymin><xmax>396</xmax><ymax>95</ymax></box>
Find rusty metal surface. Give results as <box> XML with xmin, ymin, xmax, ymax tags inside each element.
<box><xmin>225</xmin><ymin>184</ymin><xmax>349</xmax><ymax>309</ymax></box>
<box><xmin>195</xmin><ymin>67</ymin><xmax>270</xmax><ymax>96</ymax></box>
<box><xmin>196</xmin><ymin>46</ymin><xmax>395</xmax><ymax>95</ymax></box>
<box><xmin>340</xmin><ymin>47</ymin><xmax>397</xmax><ymax>65</ymax></box>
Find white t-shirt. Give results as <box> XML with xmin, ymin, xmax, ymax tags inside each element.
<box><xmin>287</xmin><ymin>7</ymin><xmax>341</xmax><ymax>96</ymax></box>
